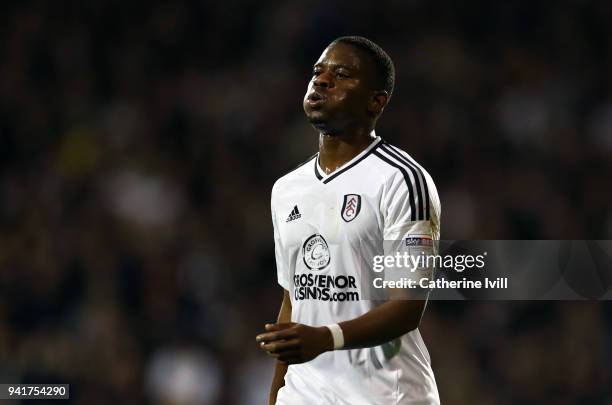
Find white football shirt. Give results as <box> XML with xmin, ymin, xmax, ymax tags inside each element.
<box><xmin>271</xmin><ymin>134</ymin><xmax>441</xmax><ymax>405</ymax></box>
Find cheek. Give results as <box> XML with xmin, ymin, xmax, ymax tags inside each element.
<box><xmin>329</xmin><ymin>92</ymin><xmax>348</xmax><ymax>105</ymax></box>
<box><xmin>334</xmin><ymin>92</ymin><xmax>362</xmax><ymax>113</ymax></box>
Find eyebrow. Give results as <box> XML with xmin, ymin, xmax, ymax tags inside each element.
<box><xmin>313</xmin><ymin>62</ymin><xmax>355</xmax><ymax>70</ymax></box>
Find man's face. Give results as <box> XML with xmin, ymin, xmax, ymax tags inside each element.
<box><xmin>303</xmin><ymin>42</ymin><xmax>376</xmax><ymax>133</ymax></box>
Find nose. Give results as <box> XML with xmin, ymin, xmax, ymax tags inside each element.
<box><xmin>313</xmin><ymin>71</ymin><xmax>334</xmax><ymax>89</ymax></box>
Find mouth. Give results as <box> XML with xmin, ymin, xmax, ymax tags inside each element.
<box><xmin>306</xmin><ymin>91</ymin><xmax>327</xmax><ymax>107</ymax></box>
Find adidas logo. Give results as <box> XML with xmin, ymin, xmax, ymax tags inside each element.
<box><xmin>286</xmin><ymin>205</ymin><xmax>301</xmax><ymax>222</ymax></box>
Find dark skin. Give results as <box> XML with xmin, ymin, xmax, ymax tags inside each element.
<box><xmin>303</xmin><ymin>41</ymin><xmax>389</xmax><ymax>174</ymax></box>
<box><xmin>257</xmin><ymin>42</ymin><xmax>429</xmax><ymax>405</ymax></box>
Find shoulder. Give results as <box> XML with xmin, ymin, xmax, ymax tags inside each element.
<box><xmin>374</xmin><ymin>140</ymin><xmax>440</xmax><ymax>221</ymax></box>
<box><xmin>271</xmin><ymin>153</ymin><xmax>317</xmax><ymax>200</ymax></box>
<box><xmin>372</xmin><ymin>141</ymin><xmax>437</xmax><ymax>190</ymax></box>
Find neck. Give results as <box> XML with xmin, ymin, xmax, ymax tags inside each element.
<box><xmin>318</xmin><ymin>128</ymin><xmax>376</xmax><ymax>175</ymax></box>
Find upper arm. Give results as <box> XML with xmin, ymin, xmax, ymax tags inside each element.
<box><xmin>382</xmin><ymin>168</ymin><xmax>440</xmax><ymax>301</ymax></box>
<box><xmin>383</xmin><ymin>168</ymin><xmax>439</xmax><ymax>241</ymax></box>
<box><xmin>272</xmin><ymin>184</ymin><xmax>291</xmax><ymax>290</ymax></box>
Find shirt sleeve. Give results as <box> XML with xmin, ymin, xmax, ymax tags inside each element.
<box><xmin>382</xmin><ymin>169</ymin><xmax>440</xmax><ymax>290</ymax></box>
<box><xmin>271</xmin><ymin>186</ymin><xmax>291</xmax><ymax>290</ymax></box>
<box><xmin>383</xmin><ymin>169</ymin><xmax>437</xmax><ymax>241</ymax></box>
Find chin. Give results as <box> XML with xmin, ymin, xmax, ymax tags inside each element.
<box><xmin>310</xmin><ymin>119</ymin><xmax>338</xmax><ymax>134</ymax></box>
<box><xmin>305</xmin><ymin>108</ymin><xmax>325</xmax><ymax>123</ymax></box>
<box><xmin>305</xmin><ymin>114</ymin><xmax>328</xmax><ymax>132</ymax></box>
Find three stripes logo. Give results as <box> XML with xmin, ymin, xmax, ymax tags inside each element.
<box><xmin>286</xmin><ymin>205</ymin><xmax>302</xmax><ymax>222</ymax></box>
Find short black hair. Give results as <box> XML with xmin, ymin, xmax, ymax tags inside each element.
<box><xmin>331</xmin><ymin>36</ymin><xmax>395</xmax><ymax>99</ymax></box>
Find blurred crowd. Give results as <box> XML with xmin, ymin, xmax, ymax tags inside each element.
<box><xmin>0</xmin><ymin>1</ymin><xmax>610</xmax><ymax>404</ymax></box>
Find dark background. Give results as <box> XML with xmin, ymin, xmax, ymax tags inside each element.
<box><xmin>0</xmin><ymin>1</ymin><xmax>611</xmax><ymax>404</ymax></box>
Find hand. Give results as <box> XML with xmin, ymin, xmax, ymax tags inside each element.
<box><xmin>256</xmin><ymin>322</ymin><xmax>334</xmax><ymax>364</ymax></box>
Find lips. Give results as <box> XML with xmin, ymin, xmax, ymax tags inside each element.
<box><xmin>306</xmin><ymin>91</ymin><xmax>327</xmax><ymax>106</ymax></box>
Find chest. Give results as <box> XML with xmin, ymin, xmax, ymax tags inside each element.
<box><xmin>275</xmin><ymin>179</ymin><xmax>383</xmax><ymax>249</ymax></box>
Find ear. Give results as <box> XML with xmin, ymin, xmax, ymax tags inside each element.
<box><xmin>367</xmin><ymin>90</ymin><xmax>389</xmax><ymax>116</ymax></box>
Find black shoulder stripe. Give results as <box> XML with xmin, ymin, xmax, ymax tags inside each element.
<box><xmin>373</xmin><ymin>150</ymin><xmax>417</xmax><ymax>221</ymax></box>
<box><xmin>385</xmin><ymin>143</ymin><xmax>430</xmax><ymax>220</ymax></box>
<box><xmin>379</xmin><ymin>145</ymin><xmax>425</xmax><ymax>220</ymax></box>
<box><xmin>380</xmin><ymin>144</ymin><xmax>429</xmax><ymax>220</ymax></box>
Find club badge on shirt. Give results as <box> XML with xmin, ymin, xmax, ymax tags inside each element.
<box><xmin>341</xmin><ymin>194</ymin><xmax>361</xmax><ymax>222</ymax></box>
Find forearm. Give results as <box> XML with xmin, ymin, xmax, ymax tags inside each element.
<box><xmin>268</xmin><ymin>289</ymin><xmax>292</xmax><ymax>405</ymax></box>
<box><xmin>258</xmin><ymin>294</ymin><xmax>429</xmax><ymax>366</ymax></box>
<box><xmin>338</xmin><ymin>299</ymin><xmax>426</xmax><ymax>349</ymax></box>
<box><xmin>268</xmin><ymin>361</ymin><xmax>288</xmax><ymax>405</ymax></box>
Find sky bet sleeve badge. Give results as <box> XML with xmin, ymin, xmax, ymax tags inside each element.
<box><xmin>341</xmin><ymin>194</ymin><xmax>361</xmax><ymax>222</ymax></box>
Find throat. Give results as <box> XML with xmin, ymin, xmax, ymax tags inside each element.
<box><xmin>320</xmin><ymin>161</ymin><xmax>340</xmax><ymax>175</ymax></box>
<box><xmin>318</xmin><ymin>131</ymin><xmax>376</xmax><ymax>175</ymax></box>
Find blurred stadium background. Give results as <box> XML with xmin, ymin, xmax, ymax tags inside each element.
<box><xmin>0</xmin><ymin>1</ymin><xmax>611</xmax><ymax>404</ymax></box>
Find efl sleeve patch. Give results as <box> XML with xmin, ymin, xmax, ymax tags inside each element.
<box><xmin>404</xmin><ymin>235</ymin><xmax>433</xmax><ymax>247</ymax></box>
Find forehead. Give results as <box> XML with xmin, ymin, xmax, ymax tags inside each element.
<box><xmin>314</xmin><ymin>42</ymin><xmax>372</xmax><ymax>72</ymax></box>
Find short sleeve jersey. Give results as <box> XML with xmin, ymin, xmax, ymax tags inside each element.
<box><xmin>271</xmin><ymin>135</ymin><xmax>441</xmax><ymax>405</ymax></box>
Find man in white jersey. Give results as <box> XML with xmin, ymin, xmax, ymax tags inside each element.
<box><xmin>256</xmin><ymin>36</ymin><xmax>441</xmax><ymax>404</ymax></box>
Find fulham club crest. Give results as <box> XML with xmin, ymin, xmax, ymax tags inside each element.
<box><xmin>341</xmin><ymin>194</ymin><xmax>361</xmax><ymax>222</ymax></box>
